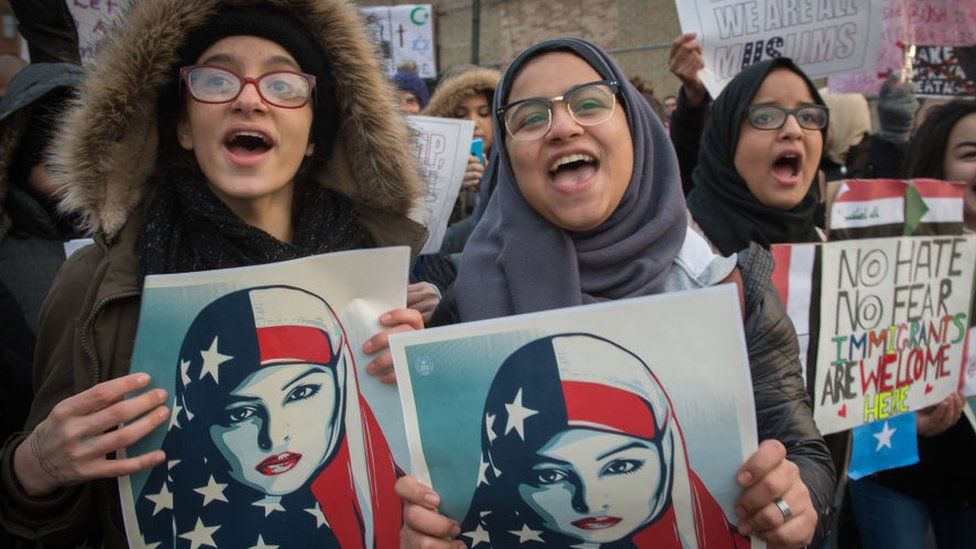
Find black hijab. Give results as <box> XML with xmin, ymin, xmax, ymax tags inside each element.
<box><xmin>453</xmin><ymin>38</ymin><xmax>688</xmax><ymax>321</ymax></box>
<box><xmin>686</xmin><ymin>58</ymin><xmax>826</xmax><ymax>255</ymax></box>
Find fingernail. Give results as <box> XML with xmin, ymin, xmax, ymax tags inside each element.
<box><xmin>451</xmin><ymin>524</ymin><xmax>461</xmax><ymax>537</ymax></box>
<box><xmin>366</xmin><ymin>361</ymin><xmax>376</xmax><ymax>374</ymax></box>
<box><xmin>136</xmin><ymin>374</ymin><xmax>150</xmax><ymax>385</ymax></box>
<box><xmin>156</xmin><ymin>407</ymin><xmax>169</xmax><ymax>419</ymax></box>
<box><xmin>362</xmin><ymin>341</ymin><xmax>374</xmax><ymax>353</ymax></box>
<box><xmin>737</xmin><ymin>471</ymin><xmax>752</xmax><ymax>485</ymax></box>
<box><xmin>735</xmin><ymin>505</ymin><xmax>747</xmax><ymax>518</ymax></box>
<box><xmin>154</xmin><ymin>389</ymin><xmax>167</xmax><ymax>401</ymax></box>
<box><xmin>381</xmin><ymin>313</ymin><xmax>392</xmax><ymax>323</ymax></box>
<box><xmin>423</xmin><ymin>492</ymin><xmax>440</xmax><ymax>507</ymax></box>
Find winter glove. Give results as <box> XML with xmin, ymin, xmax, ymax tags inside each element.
<box><xmin>876</xmin><ymin>73</ymin><xmax>918</xmax><ymax>141</ymax></box>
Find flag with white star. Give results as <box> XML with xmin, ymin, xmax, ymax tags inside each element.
<box><xmin>849</xmin><ymin>412</ymin><xmax>920</xmax><ymax>480</ymax></box>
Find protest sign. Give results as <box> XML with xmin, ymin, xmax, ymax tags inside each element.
<box><xmin>68</xmin><ymin>0</ymin><xmax>131</xmax><ymax>64</ymax></box>
<box><xmin>391</xmin><ymin>285</ymin><xmax>761</xmax><ymax>548</ymax></box>
<box><xmin>814</xmin><ymin>235</ymin><xmax>976</xmax><ymax>434</ymax></box>
<box><xmin>361</xmin><ymin>4</ymin><xmax>436</xmax><ymax>79</ymax></box>
<box><xmin>828</xmin><ymin>0</ymin><xmax>976</xmax><ymax>94</ymax></box>
<box><xmin>118</xmin><ymin>248</ymin><xmax>411</xmax><ymax>548</ymax></box>
<box><xmin>406</xmin><ymin>115</ymin><xmax>474</xmax><ymax>255</ymax></box>
<box><xmin>675</xmin><ymin>0</ymin><xmax>884</xmax><ymax>97</ymax></box>
<box><xmin>911</xmin><ymin>45</ymin><xmax>976</xmax><ymax>98</ymax></box>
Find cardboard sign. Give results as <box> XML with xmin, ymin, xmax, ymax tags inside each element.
<box><xmin>119</xmin><ymin>248</ymin><xmax>411</xmax><ymax>548</ymax></box>
<box><xmin>675</xmin><ymin>0</ymin><xmax>885</xmax><ymax>97</ymax></box>
<box><xmin>391</xmin><ymin>286</ymin><xmax>761</xmax><ymax>548</ymax></box>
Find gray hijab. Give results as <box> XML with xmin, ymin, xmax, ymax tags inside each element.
<box><xmin>454</xmin><ymin>38</ymin><xmax>687</xmax><ymax>321</ymax></box>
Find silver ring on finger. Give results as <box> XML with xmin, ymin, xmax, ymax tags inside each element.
<box><xmin>774</xmin><ymin>496</ymin><xmax>792</xmax><ymax>521</ymax></box>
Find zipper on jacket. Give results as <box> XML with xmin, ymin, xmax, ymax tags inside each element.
<box><xmin>81</xmin><ymin>290</ymin><xmax>141</xmax><ymax>386</ymax></box>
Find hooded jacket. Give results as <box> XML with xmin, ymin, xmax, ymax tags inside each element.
<box><xmin>422</xmin><ymin>67</ymin><xmax>500</xmax><ymax>119</ymax></box>
<box><xmin>0</xmin><ymin>0</ymin><xmax>425</xmax><ymax>546</ymax></box>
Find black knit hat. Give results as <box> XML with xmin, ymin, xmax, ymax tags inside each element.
<box><xmin>172</xmin><ymin>6</ymin><xmax>338</xmax><ymax>159</ymax></box>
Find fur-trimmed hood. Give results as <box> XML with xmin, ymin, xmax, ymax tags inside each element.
<box><xmin>51</xmin><ymin>0</ymin><xmax>423</xmax><ymax>241</ymax></box>
<box><xmin>422</xmin><ymin>67</ymin><xmax>500</xmax><ymax>119</ymax></box>
<box><xmin>0</xmin><ymin>62</ymin><xmax>83</xmax><ymax>239</ymax></box>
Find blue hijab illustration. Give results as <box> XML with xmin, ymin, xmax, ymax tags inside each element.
<box><xmin>460</xmin><ymin>334</ymin><xmax>746</xmax><ymax>548</ymax></box>
<box><xmin>135</xmin><ymin>286</ymin><xmax>401</xmax><ymax>549</ymax></box>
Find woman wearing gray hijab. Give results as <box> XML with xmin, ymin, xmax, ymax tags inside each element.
<box><xmin>406</xmin><ymin>38</ymin><xmax>833</xmax><ymax>548</ymax></box>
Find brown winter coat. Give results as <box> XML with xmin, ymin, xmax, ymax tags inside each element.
<box><xmin>0</xmin><ymin>0</ymin><xmax>425</xmax><ymax>545</ymax></box>
<box><xmin>422</xmin><ymin>67</ymin><xmax>500</xmax><ymax>119</ymax></box>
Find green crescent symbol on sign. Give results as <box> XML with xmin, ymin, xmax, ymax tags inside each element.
<box><xmin>410</xmin><ymin>6</ymin><xmax>429</xmax><ymax>25</ymax></box>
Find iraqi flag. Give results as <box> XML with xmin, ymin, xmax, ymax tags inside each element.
<box><xmin>770</xmin><ymin>243</ymin><xmax>821</xmax><ymax>391</ymax></box>
<box><xmin>829</xmin><ymin>179</ymin><xmax>965</xmax><ymax>241</ymax></box>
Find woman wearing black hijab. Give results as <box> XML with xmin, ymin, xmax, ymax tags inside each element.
<box><xmin>400</xmin><ymin>39</ymin><xmax>833</xmax><ymax>548</ymax></box>
<box><xmin>687</xmin><ymin>58</ymin><xmax>828</xmax><ymax>255</ymax></box>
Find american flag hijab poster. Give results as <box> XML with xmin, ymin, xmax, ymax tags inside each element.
<box><xmin>118</xmin><ymin>248</ymin><xmax>411</xmax><ymax>549</ymax></box>
<box><xmin>391</xmin><ymin>285</ymin><xmax>762</xmax><ymax>549</ymax></box>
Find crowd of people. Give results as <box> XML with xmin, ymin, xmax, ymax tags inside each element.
<box><xmin>0</xmin><ymin>0</ymin><xmax>974</xmax><ymax>548</ymax></box>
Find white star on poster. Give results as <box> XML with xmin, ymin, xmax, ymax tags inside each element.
<box><xmin>305</xmin><ymin>502</ymin><xmax>329</xmax><ymax>528</ymax></box>
<box><xmin>253</xmin><ymin>495</ymin><xmax>286</xmax><ymax>517</ymax></box>
<box><xmin>477</xmin><ymin>456</ymin><xmax>491</xmax><ymax>486</ymax></box>
<box><xmin>249</xmin><ymin>534</ymin><xmax>278</xmax><ymax>549</ymax></box>
<box><xmin>485</xmin><ymin>413</ymin><xmax>497</xmax><ymax>443</ymax></box>
<box><xmin>194</xmin><ymin>475</ymin><xmax>228</xmax><ymax>506</ymax></box>
<box><xmin>874</xmin><ymin>421</ymin><xmax>896</xmax><ymax>451</ymax></box>
<box><xmin>509</xmin><ymin>524</ymin><xmax>544</xmax><ymax>543</ymax></box>
<box><xmin>199</xmin><ymin>336</ymin><xmax>232</xmax><ymax>383</ymax></box>
<box><xmin>178</xmin><ymin>518</ymin><xmax>220</xmax><ymax>549</ymax></box>
<box><xmin>463</xmin><ymin>524</ymin><xmax>490</xmax><ymax>547</ymax></box>
<box><xmin>144</xmin><ymin>482</ymin><xmax>173</xmax><ymax>516</ymax></box>
<box><xmin>168</xmin><ymin>459</ymin><xmax>181</xmax><ymax>470</ymax></box>
<box><xmin>169</xmin><ymin>401</ymin><xmax>183</xmax><ymax>430</ymax></box>
<box><xmin>180</xmin><ymin>359</ymin><xmax>192</xmax><ymax>387</ymax></box>
<box><xmin>505</xmin><ymin>388</ymin><xmax>538</xmax><ymax>440</ymax></box>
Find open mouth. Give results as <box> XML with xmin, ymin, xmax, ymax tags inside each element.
<box><xmin>771</xmin><ymin>152</ymin><xmax>801</xmax><ymax>184</ymax></box>
<box><xmin>256</xmin><ymin>452</ymin><xmax>302</xmax><ymax>476</ymax></box>
<box><xmin>571</xmin><ymin>515</ymin><xmax>622</xmax><ymax>530</ymax></box>
<box><xmin>225</xmin><ymin>130</ymin><xmax>273</xmax><ymax>158</ymax></box>
<box><xmin>549</xmin><ymin>153</ymin><xmax>598</xmax><ymax>188</ymax></box>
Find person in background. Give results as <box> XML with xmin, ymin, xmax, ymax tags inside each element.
<box><xmin>819</xmin><ymin>90</ymin><xmax>872</xmax><ymax>182</ymax></box>
<box><xmin>402</xmin><ymin>37</ymin><xmax>833</xmax><ymax>548</ymax></box>
<box><xmin>0</xmin><ymin>61</ymin><xmax>84</xmax><ymax>445</ymax></box>
<box><xmin>394</xmin><ymin>61</ymin><xmax>429</xmax><ymax>115</ymax></box>
<box><xmin>0</xmin><ymin>54</ymin><xmax>28</xmax><ymax>99</ymax></box>
<box><xmin>847</xmin><ymin>100</ymin><xmax>976</xmax><ymax>549</ymax></box>
<box><xmin>667</xmin><ymin>32</ymin><xmax>711</xmax><ymax>195</ymax></box>
<box><xmin>0</xmin><ymin>1</ymin><xmax>424</xmax><ymax>546</ymax></box>
<box><xmin>629</xmin><ymin>75</ymin><xmax>667</xmax><ymax>125</ymax></box>
<box><xmin>663</xmin><ymin>94</ymin><xmax>677</xmax><ymax>123</ymax></box>
<box><xmin>686</xmin><ymin>58</ymin><xmax>828</xmax><ymax>256</ymax></box>
<box><xmin>865</xmin><ymin>74</ymin><xmax>918</xmax><ymax>178</ymax></box>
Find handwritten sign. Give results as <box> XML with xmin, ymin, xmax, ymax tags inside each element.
<box><xmin>361</xmin><ymin>4</ymin><xmax>436</xmax><ymax>79</ymax></box>
<box><xmin>828</xmin><ymin>0</ymin><xmax>976</xmax><ymax>94</ymax></box>
<box><xmin>67</xmin><ymin>0</ymin><xmax>131</xmax><ymax>64</ymax></box>
<box><xmin>815</xmin><ymin>235</ymin><xmax>976</xmax><ymax>434</ymax></box>
<box><xmin>912</xmin><ymin>45</ymin><xmax>976</xmax><ymax>98</ymax></box>
<box><xmin>675</xmin><ymin>0</ymin><xmax>884</xmax><ymax>97</ymax></box>
<box><xmin>406</xmin><ymin>116</ymin><xmax>474</xmax><ymax>255</ymax></box>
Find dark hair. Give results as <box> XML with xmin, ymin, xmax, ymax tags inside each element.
<box><xmin>905</xmin><ymin>100</ymin><xmax>976</xmax><ymax>179</ymax></box>
<box><xmin>629</xmin><ymin>75</ymin><xmax>666</xmax><ymax>122</ymax></box>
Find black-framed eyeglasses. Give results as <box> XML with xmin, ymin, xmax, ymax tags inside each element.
<box><xmin>498</xmin><ymin>80</ymin><xmax>619</xmax><ymax>142</ymax></box>
<box><xmin>746</xmin><ymin>104</ymin><xmax>829</xmax><ymax>131</ymax></box>
<box><xmin>180</xmin><ymin>65</ymin><xmax>317</xmax><ymax>109</ymax></box>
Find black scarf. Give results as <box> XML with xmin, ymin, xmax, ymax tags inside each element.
<box><xmin>686</xmin><ymin>58</ymin><xmax>826</xmax><ymax>255</ymax></box>
<box><xmin>138</xmin><ymin>167</ymin><xmax>369</xmax><ymax>276</ymax></box>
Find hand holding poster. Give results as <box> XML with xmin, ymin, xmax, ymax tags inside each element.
<box><xmin>391</xmin><ymin>286</ymin><xmax>760</xmax><ymax>548</ymax></box>
<box><xmin>675</xmin><ymin>0</ymin><xmax>884</xmax><ymax>96</ymax></box>
<box><xmin>406</xmin><ymin>115</ymin><xmax>475</xmax><ymax>254</ymax></box>
<box><xmin>118</xmin><ymin>248</ymin><xmax>411</xmax><ymax>548</ymax></box>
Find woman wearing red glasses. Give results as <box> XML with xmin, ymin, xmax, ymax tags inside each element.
<box><xmin>0</xmin><ymin>1</ymin><xmax>423</xmax><ymax>547</ymax></box>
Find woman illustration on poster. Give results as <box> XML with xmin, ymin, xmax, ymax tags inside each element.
<box><xmin>136</xmin><ymin>286</ymin><xmax>400</xmax><ymax>548</ymax></box>
<box><xmin>461</xmin><ymin>334</ymin><xmax>747</xmax><ymax>548</ymax></box>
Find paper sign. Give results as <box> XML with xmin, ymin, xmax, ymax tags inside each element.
<box><xmin>912</xmin><ymin>45</ymin><xmax>976</xmax><ymax>98</ymax></box>
<box><xmin>391</xmin><ymin>286</ymin><xmax>761</xmax><ymax>548</ymax></box>
<box><xmin>406</xmin><ymin>115</ymin><xmax>474</xmax><ymax>255</ymax></box>
<box><xmin>118</xmin><ymin>248</ymin><xmax>411</xmax><ymax>548</ymax></box>
<box><xmin>675</xmin><ymin>0</ymin><xmax>885</xmax><ymax>97</ymax></box>
<box><xmin>361</xmin><ymin>4</ymin><xmax>437</xmax><ymax>79</ymax></box>
<box><xmin>68</xmin><ymin>0</ymin><xmax>131</xmax><ymax>64</ymax></box>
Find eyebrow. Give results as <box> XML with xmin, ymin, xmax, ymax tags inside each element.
<box><xmin>532</xmin><ymin>455</ymin><xmax>572</xmax><ymax>467</ymax></box>
<box><xmin>597</xmin><ymin>441</ymin><xmax>649</xmax><ymax>461</ymax></box>
<box><xmin>224</xmin><ymin>394</ymin><xmax>260</xmax><ymax>405</ymax></box>
<box><xmin>282</xmin><ymin>368</ymin><xmax>322</xmax><ymax>390</ymax></box>
<box><xmin>197</xmin><ymin>53</ymin><xmax>301</xmax><ymax>72</ymax></box>
<box><xmin>954</xmin><ymin>141</ymin><xmax>976</xmax><ymax>149</ymax></box>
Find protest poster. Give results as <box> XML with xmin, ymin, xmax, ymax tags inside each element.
<box><xmin>67</xmin><ymin>0</ymin><xmax>131</xmax><ymax>64</ymax></box>
<box><xmin>828</xmin><ymin>1</ymin><xmax>976</xmax><ymax>94</ymax></box>
<box><xmin>118</xmin><ymin>248</ymin><xmax>411</xmax><ymax>548</ymax></box>
<box><xmin>911</xmin><ymin>45</ymin><xmax>976</xmax><ymax>98</ymax></box>
<box><xmin>361</xmin><ymin>4</ymin><xmax>436</xmax><ymax>79</ymax></box>
<box><xmin>675</xmin><ymin>0</ymin><xmax>884</xmax><ymax>97</ymax></box>
<box><xmin>391</xmin><ymin>285</ymin><xmax>761</xmax><ymax>548</ymax></box>
<box><xmin>814</xmin><ymin>235</ymin><xmax>976</xmax><ymax>434</ymax></box>
<box><xmin>406</xmin><ymin>115</ymin><xmax>474</xmax><ymax>255</ymax></box>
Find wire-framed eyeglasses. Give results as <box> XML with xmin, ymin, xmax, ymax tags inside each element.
<box><xmin>498</xmin><ymin>80</ymin><xmax>620</xmax><ymax>142</ymax></box>
<box><xmin>745</xmin><ymin>104</ymin><xmax>829</xmax><ymax>131</ymax></box>
<box><xmin>180</xmin><ymin>65</ymin><xmax>317</xmax><ymax>109</ymax></box>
